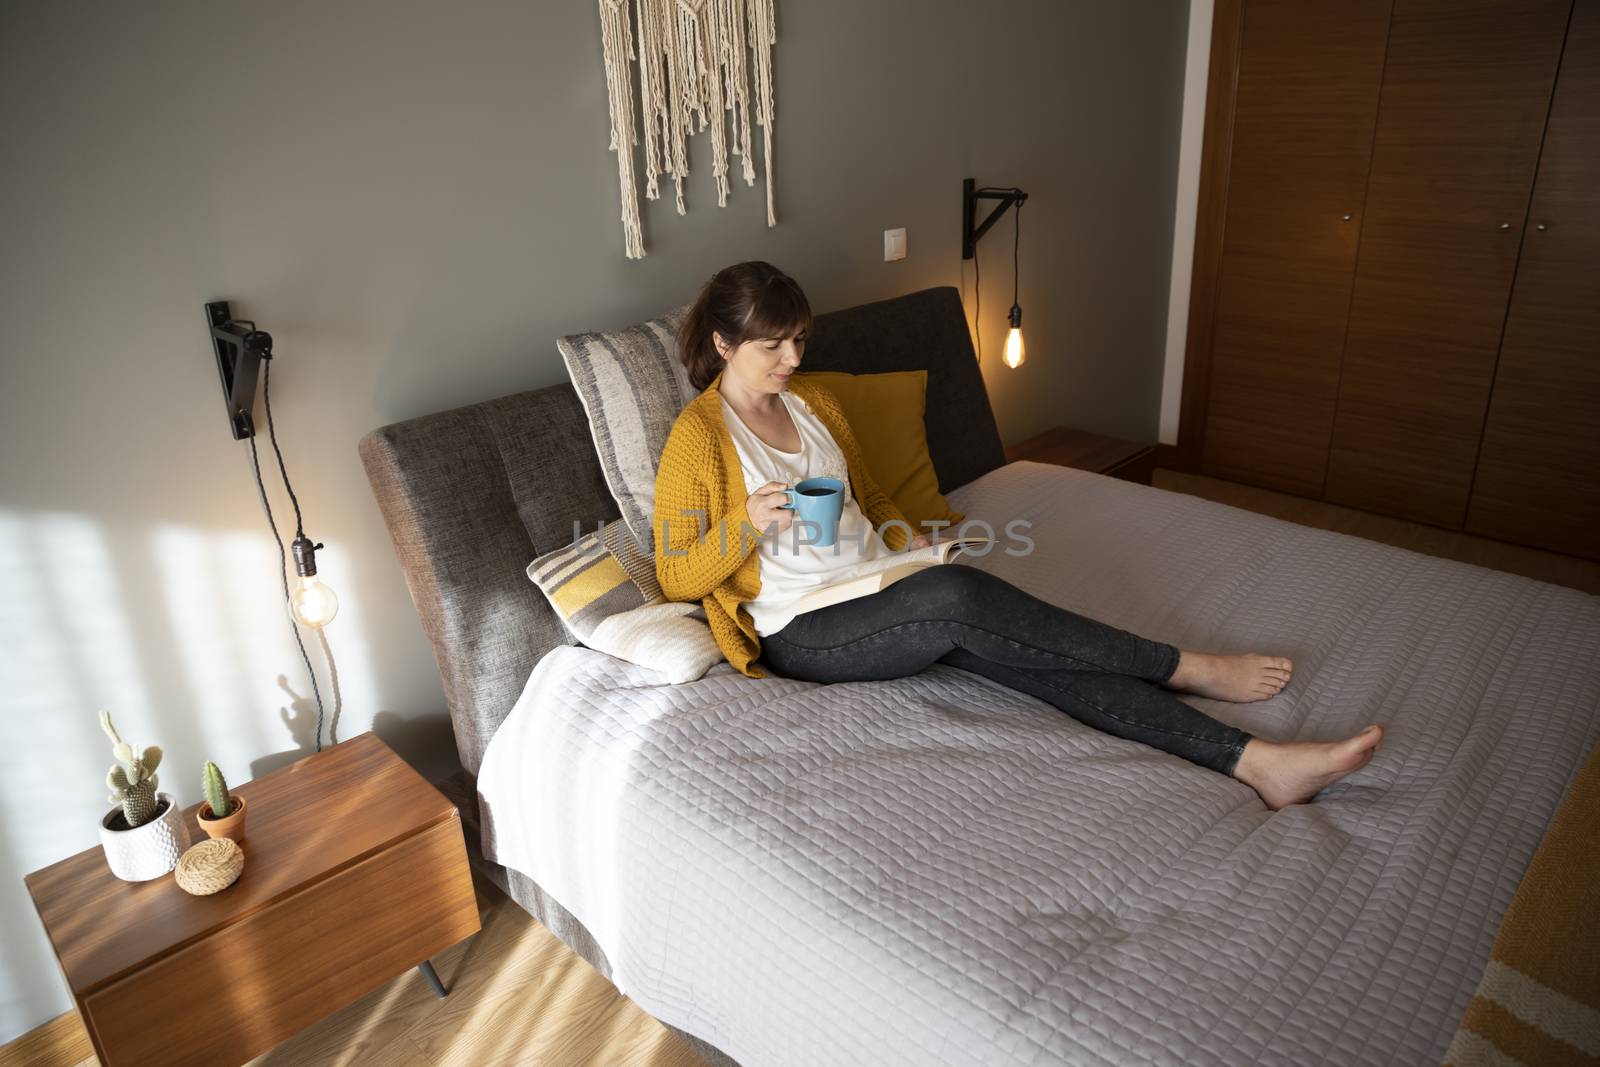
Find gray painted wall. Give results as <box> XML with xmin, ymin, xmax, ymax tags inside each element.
<box><xmin>0</xmin><ymin>0</ymin><xmax>1190</xmax><ymax>1042</ymax></box>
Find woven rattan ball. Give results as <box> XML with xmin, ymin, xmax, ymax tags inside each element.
<box><xmin>175</xmin><ymin>837</ymin><xmax>244</xmax><ymax>895</ymax></box>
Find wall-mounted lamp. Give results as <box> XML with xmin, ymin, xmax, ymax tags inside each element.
<box><xmin>962</xmin><ymin>178</ymin><xmax>1028</xmax><ymax>369</ymax></box>
<box><xmin>206</xmin><ymin>301</ymin><xmax>336</xmax><ymax>748</ymax></box>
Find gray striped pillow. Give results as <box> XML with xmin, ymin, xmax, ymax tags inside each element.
<box><xmin>558</xmin><ymin>305</ymin><xmax>696</xmax><ymax>552</ymax></box>
<box><xmin>527</xmin><ymin>518</ymin><xmax>722</xmax><ymax>682</ymax></box>
<box><xmin>526</xmin><ymin>518</ymin><xmax>663</xmax><ymax>639</ymax></box>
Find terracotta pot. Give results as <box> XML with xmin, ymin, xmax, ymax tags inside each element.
<box><xmin>197</xmin><ymin>792</ymin><xmax>248</xmax><ymax>841</ymax></box>
<box><xmin>99</xmin><ymin>793</ymin><xmax>186</xmax><ymax>881</ymax></box>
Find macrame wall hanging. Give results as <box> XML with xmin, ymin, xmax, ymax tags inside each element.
<box><xmin>596</xmin><ymin>0</ymin><xmax>779</xmax><ymax>258</ymax></box>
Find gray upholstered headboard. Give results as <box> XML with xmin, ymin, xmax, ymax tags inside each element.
<box><xmin>360</xmin><ymin>285</ymin><xmax>1007</xmax><ymax>774</ymax></box>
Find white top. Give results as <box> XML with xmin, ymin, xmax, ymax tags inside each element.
<box><xmin>720</xmin><ymin>389</ymin><xmax>897</xmax><ymax>636</ymax></box>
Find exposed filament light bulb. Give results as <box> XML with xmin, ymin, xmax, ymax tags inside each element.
<box><xmin>289</xmin><ymin>534</ymin><xmax>339</xmax><ymax>628</ymax></box>
<box><xmin>1003</xmin><ymin>303</ymin><xmax>1026</xmax><ymax>369</ymax></box>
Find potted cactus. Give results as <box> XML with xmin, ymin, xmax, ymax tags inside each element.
<box><xmin>196</xmin><ymin>761</ymin><xmax>248</xmax><ymax>841</ymax></box>
<box><xmin>97</xmin><ymin>712</ymin><xmax>186</xmax><ymax>881</ymax></box>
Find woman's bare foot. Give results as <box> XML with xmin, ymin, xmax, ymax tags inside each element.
<box><xmin>1232</xmin><ymin>725</ymin><xmax>1385</xmax><ymax>810</ymax></box>
<box><xmin>1168</xmin><ymin>651</ymin><xmax>1293</xmax><ymax>703</ymax></box>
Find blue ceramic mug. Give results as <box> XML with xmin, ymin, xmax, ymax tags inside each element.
<box><xmin>777</xmin><ymin>476</ymin><xmax>845</xmax><ymax>547</ymax></box>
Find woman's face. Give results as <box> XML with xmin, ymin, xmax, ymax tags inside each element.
<box><xmin>715</xmin><ymin>327</ymin><xmax>808</xmax><ymax>396</ymax></box>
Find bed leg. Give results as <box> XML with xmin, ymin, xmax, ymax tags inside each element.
<box><xmin>418</xmin><ymin>959</ymin><xmax>448</xmax><ymax>998</ymax></box>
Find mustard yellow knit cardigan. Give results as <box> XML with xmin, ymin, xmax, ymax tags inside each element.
<box><xmin>653</xmin><ymin>370</ymin><xmax>913</xmax><ymax>678</ymax></box>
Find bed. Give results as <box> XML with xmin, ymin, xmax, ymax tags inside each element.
<box><xmin>360</xmin><ymin>287</ymin><xmax>1599</xmax><ymax>1066</ymax></box>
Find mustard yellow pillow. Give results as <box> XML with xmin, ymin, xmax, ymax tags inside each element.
<box><xmin>794</xmin><ymin>369</ymin><xmax>964</xmax><ymax>534</ymax></box>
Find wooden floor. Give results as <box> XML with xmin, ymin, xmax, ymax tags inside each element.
<box><xmin>246</xmin><ymin>878</ymin><xmax>703</xmax><ymax>1067</ymax></box>
<box><xmin>5</xmin><ymin>467</ymin><xmax>1594</xmax><ymax>1067</ymax></box>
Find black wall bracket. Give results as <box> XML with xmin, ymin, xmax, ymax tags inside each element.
<box><xmin>205</xmin><ymin>300</ymin><xmax>272</xmax><ymax>440</ymax></box>
<box><xmin>962</xmin><ymin>177</ymin><xmax>1028</xmax><ymax>260</ymax></box>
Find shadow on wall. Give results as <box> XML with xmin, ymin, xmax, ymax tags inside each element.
<box><xmin>256</xmin><ymin>685</ymin><xmax>458</xmax><ymax>783</ymax></box>
<box><xmin>249</xmin><ymin>676</ymin><xmax>324</xmax><ymax>779</ymax></box>
<box><xmin>372</xmin><ymin>709</ymin><xmax>461</xmax><ymax>784</ymax></box>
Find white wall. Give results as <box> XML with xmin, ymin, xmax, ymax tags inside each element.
<box><xmin>1159</xmin><ymin>0</ymin><xmax>1215</xmax><ymax>445</ymax></box>
<box><xmin>0</xmin><ymin>0</ymin><xmax>1193</xmax><ymax>1041</ymax></box>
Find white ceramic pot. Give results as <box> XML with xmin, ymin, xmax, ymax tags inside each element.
<box><xmin>98</xmin><ymin>792</ymin><xmax>186</xmax><ymax>882</ymax></box>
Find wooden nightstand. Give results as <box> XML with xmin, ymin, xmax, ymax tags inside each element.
<box><xmin>24</xmin><ymin>732</ymin><xmax>481</xmax><ymax>1067</ymax></box>
<box><xmin>1005</xmin><ymin>427</ymin><xmax>1159</xmax><ymax>485</ymax></box>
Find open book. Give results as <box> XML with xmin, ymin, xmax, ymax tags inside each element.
<box><xmin>783</xmin><ymin>536</ymin><xmax>995</xmax><ymax>617</ymax></box>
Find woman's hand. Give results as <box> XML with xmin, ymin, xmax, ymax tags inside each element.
<box><xmin>907</xmin><ymin>533</ymin><xmax>933</xmax><ymax>550</ymax></box>
<box><xmin>746</xmin><ymin>481</ymin><xmax>795</xmax><ymax>534</ymax></box>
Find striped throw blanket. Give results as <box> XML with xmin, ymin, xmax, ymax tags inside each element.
<box><xmin>1445</xmin><ymin>743</ymin><xmax>1600</xmax><ymax>1066</ymax></box>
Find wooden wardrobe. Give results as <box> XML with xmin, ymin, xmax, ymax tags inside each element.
<box><xmin>1178</xmin><ymin>0</ymin><xmax>1600</xmax><ymax>561</ymax></box>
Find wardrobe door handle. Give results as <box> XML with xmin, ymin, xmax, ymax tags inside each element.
<box><xmin>1499</xmin><ymin>222</ymin><xmax>1512</xmax><ymax>230</ymax></box>
<box><xmin>1536</xmin><ymin>223</ymin><xmax>1547</xmax><ymax>232</ymax></box>
<box><xmin>1342</xmin><ymin>213</ymin><xmax>1353</xmax><ymax>221</ymax></box>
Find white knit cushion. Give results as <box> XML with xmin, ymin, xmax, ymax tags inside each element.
<box><xmin>559</xmin><ymin>305</ymin><xmax>696</xmax><ymax>552</ymax></box>
<box><xmin>587</xmin><ymin>602</ymin><xmax>723</xmax><ymax>685</ymax></box>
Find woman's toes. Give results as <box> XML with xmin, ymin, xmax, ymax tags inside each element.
<box><xmin>1333</xmin><ymin>725</ymin><xmax>1384</xmax><ymax>767</ymax></box>
<box><xmin>1199</xmin><ymin>654</ymin><xmax>1279</xmax><ymax>701</ymax></box>
<box><xmin>1173</xmin><ymin>651</ymin><xmax>1298</xmax><ymax>703</ymax></box>
<box><xmin>1250</xmin><ymin>658</ymin><xmax>1291</xmax><ymax>700</ymax></box>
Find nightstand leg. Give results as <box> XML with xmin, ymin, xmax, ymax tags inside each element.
<box><xmin>418</xmin><ymin>959</ymin><xmax>448</xmax><ymax>998</ymax></box>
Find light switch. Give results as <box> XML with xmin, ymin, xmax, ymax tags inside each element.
<box><xmin>884</xmin><ymin>227</ymin><xmax>907</xmax><ymax>262</ymax></box>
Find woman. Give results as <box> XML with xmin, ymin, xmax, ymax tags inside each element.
<box><xmin>653</xmin><ymin>261</ymin><xmax>1383</xmax><ymax>810</ymax></box>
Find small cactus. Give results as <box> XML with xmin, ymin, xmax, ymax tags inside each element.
<box><xmin>202</xmin><ymin>761</ymin><xmax>234</xmax><ymax>819</ymax></box>
<box><xmin>100</xmin><ymin>711</ymin><xmax>162</xmax><ymax>829</ymax></box>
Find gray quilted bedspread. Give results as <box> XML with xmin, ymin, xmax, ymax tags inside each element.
<box><xmin>477</xmin><ymin>461</ymin><xmax>1600</xmax><ymax>1066</ymax></box>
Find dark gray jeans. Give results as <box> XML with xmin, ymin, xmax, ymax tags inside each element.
<box><xmin>760</xmin><ymin>564</ymin><xmax>1253</xmax><ymax>776</ymax></box>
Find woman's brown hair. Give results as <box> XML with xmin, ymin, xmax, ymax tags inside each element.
<box><xmin>677</xmin><ymin>261</ymin><xmax>813</xmax><ymax>391</ymax></box>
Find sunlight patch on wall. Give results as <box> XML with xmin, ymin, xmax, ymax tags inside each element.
<box><xmin>309</xmin><ymin>541</ymin><xmax>379</xmax><ymax>745</ymax></box>
<box><xmin>148</xmin><ymin>522</ymin><xmax>349</xmax><ymax>763</ymax></box>
<box><xmin>146</xmin><ymin>524</ymin><xmax>380</xmax><ymax>761</ymax></box>
<box><xmin>0</xmin><ymin>510</ymin><xmax>137</xmax><ymax>1043</ymax></box>
<box><xmin>150</xmin><ymin>523</ymin><xmax>261</xmax><ymax>762</ymax></box>
<box><xmin>217</xmin><ymin>527</ymin><xmax>305</xmax><ymax>755</ymax></box>
<box><xmin>34</xmin><ymin>512</ymin><xmax>156</xmax><ymax>723</ymax></box>
<box><xmin>0</xmin><ymin>511</ymin><xmax>133</xmax><ymax>853</ymax></box>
